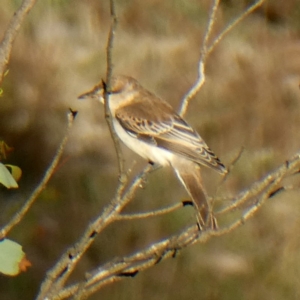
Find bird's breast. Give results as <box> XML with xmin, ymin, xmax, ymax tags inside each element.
<box><xmin>112</xmin><ymin>119</ymin><xmax>173</xmax><ymax>166</ymax></box>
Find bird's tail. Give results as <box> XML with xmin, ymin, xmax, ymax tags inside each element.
<box><xmin>174</xmin><ymin>164</ymin><xmax>216</xmax><ymax>230</ymax></box>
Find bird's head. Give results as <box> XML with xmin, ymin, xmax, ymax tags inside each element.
<box><xmin>78</xmin><ymin>75</ymin><xmax>139</xmax><ymax>105</ymax></box>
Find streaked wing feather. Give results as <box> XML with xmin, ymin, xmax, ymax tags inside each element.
<box><xmin>115</xmin><ymin>101</ymin><xmax>173</xmax><ymax>135</ymax></box>
<box><xmin>115</xmin><ymin>103</ymin><xmax>226</xmax><ymax>173</ymax></box>
<box><xmin>155</xmin><ymin>136</ymin><xmax>225</xmax><ymax>172</ymax></box>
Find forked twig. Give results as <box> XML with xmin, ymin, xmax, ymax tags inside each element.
<box><xmin>217</xmin><ymin>154</ymin><xmax>300</xmax><ymax>216</ymax></box>
<box><xmin>179</xmin><ymin>0</ymin><xmax>265</xmax><ymax>117</ymax></box>
<box><xmin>35</xmin><ymin>1</ymin><xmax>284</xmax><ymax>299</ymax></box>
<box><xmin>179</xmin><ymin>0</ymin><xmax>220</xmax><ymax>117</ymax></box>
<box><xmin>207</xmin><ymin>0</ymin><xmax>265</xmax><ymax>56</ymax></box>
<box><xmin>0</xmin><ymin>111</ymin><xmax>76</xmax><ymax>239</ymax></box>
<box><xmin>51</xmin><ymin>151</ymin><xmax>300</xmax><ymax>300</ymax></box>
<box><xmin>36</xmin><ymin>164</ymin><xmax>152</xmax><ymax>300</ymax></box>
<box><xmin>36</xmin><ymin>1</ymin><xmax>148</xmax><ymax>298</ymax></box>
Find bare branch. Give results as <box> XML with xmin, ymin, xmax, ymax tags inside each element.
<box><xmin>116</xmin><ymin>202</ymin><xmax>184</xmax><ymax>221</ymax></box>
<box><xmin>226</xmin><ymin>146</ymin><xmax>245</xmax><ymax>174</ymax></box>
<box><xmin>207</xmin><ymin>0</ymin><xmax>265</xmax><ymax>56</ymax></box>
<box><xmin>105</xmin><ymin>0</ymin><xmax>117</xmax><ymax>83</ymax></box>
<box><xmin>37</xmin><ymin>149</ymin><xmax>300</xmax><ymax>299</ymax></box>
<box><xmin>217</xmin><ymin>153</ymin><xmax>300</xmax><ymax>216</ymax></box>
<box><xmin>216</xmin><ymin>146</ymin><xmax>245</xmax><ymax>193</ymax></box>
<box><xmin>36</xmin><ymin>164</ymin><xmax>153</xmax><ymax>300</ymax></box>
<box><xmin>0</xmin><ymin>0</ymin><xmax>37</xmax><ymax>85</ymax></box>
<box><xmin>179</xmin><ymin>0</ymin><xmax>220</xmax><ymax>117</ymax></box>
<box><xmin>22</xmin><ymin>1</ymin><xmax>292</xmax><ymax>299</ymax></box>
<box><xmin>179</xmin><ymin>0</ymin><xmax>265</xmax><ymax>117</ymax></box>
<box><xmin>214</xmin><ymin>169</ymin><xmax>285</xmax><ymax>236</ymax></box>
<box><xmin>103</xmin><ymin>0</ymin><xmax>126</xmax><ymax>177</ymax></box>
<box><xmin>0</xmin><ymin>111</ymin><xmax>75</xmax><ymax>239</ymax></box>
<box><xmin>53</xmin><ymin>224</ymin><xmax>200</xmax><ymax>300</ymax></box>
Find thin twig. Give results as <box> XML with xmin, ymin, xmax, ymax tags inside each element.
<box><xmin>54</xmin><ymin>224</ymin><xmax>200</xmax><ymax>300</ymax></box>
<box><xmin>217</xmin><ymin>146</ymin><xmax>245</xmax><ymax>189</ymax></box>
<box><xmin>103</xmin><ymin>0</ymin><xmax>125</xmax><ymax>178</ymax></box>
<box><xmin>217</xmin><ymin>153</ymin><xmax>300</xmax><ymax>215</ymax></box>
<box><xmin>213</xmin><ymin>182</ymin><xmax>300</xmax><ymax>216</ymax></box>
<box><xmin>227</xmin><ymin>146</ymin><xmax>245</xmax><ymax>173</ymax></box>
<box><xmin>46</xmin><ymin>151</ymin><xmax>300</xmax><ymax>300</ymax></box>
<box><xmin>212</xmin><ymin>147</ymin><xmax>245</xmax><ymax>210</ymax></box>
<box><xmin>0</xmin><ymin>0</ymin><xmax>37</xmax><ymax>85</ymax></box>
<box><xmin>36</xmin><ymin>164</ymin><xmax>152</xmax><ymax>300</ymax></box>
<box><xmin>179</xmin><ymin>0</ymin><xmax>220</xmax><ymax>117</ymax></box>
<box><xmin>207</xmin><ymin>0</ymin><xmax>265</xmax><ymax>56</ymax></box>
<box><xmin>35</xmin><ymin>1</ymin><xmax>278</xmax><ymax>299</ymax></box>
<box><xmin>179</xmin><ymin>0</ymin><xmax>265</xmax><ymax>117</ymax></box>
<box><xmin>214</xmin><ymin>171</ymin><xmax>285</xmax><ymax>237</ymax></box>
<box><xmin>116</xmin><ymin>202</ymin><xmax>184</xmax><ymax>221</ymax></box>
<box><xmin>0</xmin><ymin>111</ymin><xmax>75</xmax><ymax>239</ymax></box>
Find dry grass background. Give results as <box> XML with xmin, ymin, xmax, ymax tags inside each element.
<box><xmin>1</xmin><ymin>0</ymin><xmax>300</xmax><ymax>299</ymax></box>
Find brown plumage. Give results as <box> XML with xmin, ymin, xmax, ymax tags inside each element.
<box><xmin>79</xmin><ymin>75</ymin><xmax>227</xmax><ymax>229</ymax></box>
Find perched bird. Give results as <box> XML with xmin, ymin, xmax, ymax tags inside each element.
<box><xmin>78</xmin><ymin>75</ymin><xmax>226</xmax><ymax>229</ymax></box>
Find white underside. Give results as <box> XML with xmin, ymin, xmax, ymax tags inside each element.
<box><xmin>113</xmin><ymin>119</ymin><xmax>175</xmax><ymax>167</ymax></box>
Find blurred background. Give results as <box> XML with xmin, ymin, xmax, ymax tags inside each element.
<box><xmin>1</xmin><ymin>0</ymin><xmax>300</xmax><ymax>299</ymax></box>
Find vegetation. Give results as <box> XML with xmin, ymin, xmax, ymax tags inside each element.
<box><xmin>1</xmin><ymin>0</ymin><xmax>300</xmax><ymax>299</ymax></box>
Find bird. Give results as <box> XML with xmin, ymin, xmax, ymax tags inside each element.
<box><xmin>78</xmin><ymin>75</ymin><xmax>226</xmax><ymax>229</ymax></box>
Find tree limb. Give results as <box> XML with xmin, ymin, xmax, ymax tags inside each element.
<box><xmin>0</xmin><ymin>0</ymin><xmax>37</xmax><ymax>85</ymax></box>
<box><xmin>0</xmin><ymin>111</ymin><xmax>75</xmax><ymax>240</ymax></box>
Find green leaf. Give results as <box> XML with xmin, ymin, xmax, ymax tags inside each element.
<box><xmin>0</xmin><ymin>239</ymin><xmax>30</xmax><ymax>276</ymax></box>
<box><xmin>0</xmin><ymin>162</ymin><xmax>18</xmax><ymax>189</ymax></box>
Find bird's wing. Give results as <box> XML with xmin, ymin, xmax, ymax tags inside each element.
<box><xmin>115</xmin><ymin>100</ymin><xmax>226</xmax><ymax>174</ymax></box>
<box><xmin>154</xmin><ymin>115</ymin><xmax>226</xmax><ymax>173</ymax></box>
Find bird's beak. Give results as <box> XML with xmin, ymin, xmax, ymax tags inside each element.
<box><xmin>78</xmin><ymin>89</ymin><xmax>95</xmax><ymax>100</ymax></box>
<box><xmin>78</xmin><ymin>82</ymin><xmax>104</xmax><ymax>102</ymax></box>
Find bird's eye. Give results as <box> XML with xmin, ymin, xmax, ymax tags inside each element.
<box><xmin>110</xmin><ymin>87</ymin><xmax>123</xmax><ymax>94</ymax></box>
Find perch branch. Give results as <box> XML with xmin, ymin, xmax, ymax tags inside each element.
<box><xmin>36</xmin><ymin>164</ymin><xmax>153</xmax><ymax>300</ymax></box>
<box><xmin>46</xmin><ymin>151</ymin><xmax>300</xmax><ymax>300</ymax></box>
<box><xmin>103</xmin><ymin>0</ymin><xmax>126</xmax><ymax>177</ymax></box>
